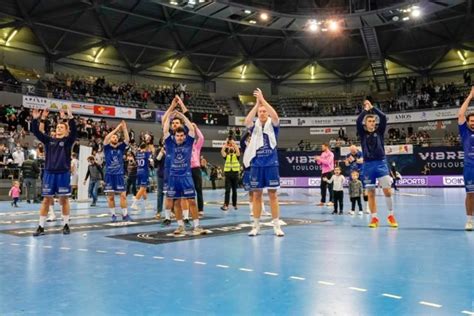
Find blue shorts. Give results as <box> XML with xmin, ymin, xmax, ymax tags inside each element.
<box><xmin>463</xmin><ymin>166</ymin><xmax>474</xmax><ymax>192</ymax></box>
<box><xmin>166</xmin><ymin>175</ymin><xmax>195</xmax><ymax>199</ymax></box>
<box><xmin>104</xmin><ymin>174</ymin><xmax>126</xmax><ymax>193</ymax></box>
<box><xmin>137</xmin><ymin>173</ymin><xmax>149</xmax><ymax>187</ymax></box>
<box><xmin>361</xmin><ymin>160</ymin><xmax>390</xmax><ymax>188</ymax></box>
<box><xmin>250</xmin><ymin>166</ymin><xmax>280</xmax><ymax>190</ymax></box>
<box><xmin>42</xmin><ymin>171</ymin><xmax>71</xmax><ymax>196</ymax></box>
<box><xmin>242</xmin><ymin>169</ymin><xmax>251</xmax><ymax>191</ymax></box>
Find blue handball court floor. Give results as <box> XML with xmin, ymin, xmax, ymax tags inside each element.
<box><xmin>0</xmin><ymin>188</ymin><xmax>472</xmax><ymax>316</ymax></box>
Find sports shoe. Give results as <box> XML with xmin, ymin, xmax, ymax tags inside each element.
<box><xmin>317</xmin><ymin>202</ymin><xmax>325</xmax><ymax>206</ymax></box>
<box><xmin>33</xmin><ymin>226</ymin><xmax>45</xmax><ymax>237</ymax></box>
<box><xmin>161</xmin><ymin>218</ymin><xmax>171</xmax><ymax>227</ymax></box>
<box><xmin>90</xmin><ymin>203</ymin><xmax>96</xmax><ymax>207</ymax></box>
<box><xmin>368</xmin><ymin>217</ymin><xmax>379</xmax><ymax>228</ymax></box>
<box><xmin>62</xmin><ymin>224</ymin><xmax>70</xmax><ymax>235</ymax></box>
<box><xmin>184</xmin><ymin>218</ymin><xmax>192</xmax><ymax>228</ymax></box>
<box><xmin>192</xmin><ymin>226</ymin><xmax>206</xmax><ymax>235</ymax></box>
<box><xmin>173</xmin><ymin>225</ymin><xmax>185</xmax><ymax>235</ymax></box>
<box><xmin>273</xmin><ymin>225</ymin><xmax>285</xmax><ymax>237</ymax></box>
<box><xmin>326</xmin><ymin>202</ymin><xmax>334</xmax><ymax>207</ymax></box>
<box><xmin>349</xmin><ymin>211</ymin><xmax>355</xmax><ymax>215</ymax></box>
<box><xmin>358</xmin><ymin>211</ymin><xmax>363</xmax><ymax>216</ymax></box>
<box><xmin>122</xmin><ymin>214</ymin><xmax>133</xmax><ymax>222</ymax></box>
<box><xmin>248</xmin><ymin>225</ymin><xmax>261</xmax><ymax>236</ymax></box>
<box><xmin>233</xmin><ymin>206</ymin><xmax>238</xmax><ymax>210</ymax></box>
<box><xmin>47</xmin><ymin>214</ymin><xmax>57</xmax><ymax>222</ymax></box>
<box><xmin>130</xmin><ymin>201</ymin><xmax>139</xmax><ymax>211</ymax></box>
<box><xmin>220</xmin><ymin>205</ymin><xmax>228</xmax><ymax>211</ymax></box>
<box><xmin>262</xmin><ymin>210</ymin><xmax>272</xmax><ymax>217</ymax></box>
<box><xmin>331</xmin><ymin>211</ymin><xmax>337</xmax><ymax>215</ymax></box>
<box><xmin>154</xmin><ymin>213</ymin><xmax>162</xmax><ymax>220</ymax></box>
<box><xmin>338</xmin><ymin>211</ymin><xmax>343</xmax><ymax>215</ymax></box>
<box><xmin>387</xmin><ymin>215</ymin><xmax>398</xmax><ymax>228</ymax></box>
<box><xmin>465</xmin><ymin>221</ymin><xmax>473</xmax><ymax>231</ymax></box>
<box><xmin>365</xmin><ymin>208</ymin><xmax>371</xmax><ymax>214</ymax></box>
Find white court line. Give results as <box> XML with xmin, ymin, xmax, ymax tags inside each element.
<box><xmin>78</xmin><ymin>248</ymin><xmax>88</xmax><ymax>252</ymax></box>
<box><xmin>382</xmin><ymin>293</ymin><xmax>402</xmax><ymax>300</ymax></box>
<box><xmin>194</xmin><ymin>261</ymin><xmax>207</xmax><ymax>265</ymax></box>
<box><xmin>239</xmin><ymin>268</ymin><xmax>253</xmax><ymax>272</ymax></box>
<box><xmin>461</xmin><ymin>311</ymin><xmax>474</xmax><ymax>315</ymax></box>
<box><xmin>153</xmin><ymin>256</ymin><xmax>164</xmax><ymax>260</ymax></box>
<box><xmin>419</xmin><ymin>301</ymin><xmax>442</xmax><ymax>308</ymax></box>
<box><xmin>348</xmin><ymin>287</ymin><xmax>367</xmax><ymax>292</ymax></box>
<box><xmin>133</xmin><ymin>254</ymin><xmax>145</xmax><ymax>257</ymax></box>
<box><xmin>115</xmin><ymin>252</ymin><xmax>126</xmax><ymax>255</ymax></box>
<box><xmin>318</xmin><ymin>281</ymin><xmax>335</xmax><ymax>286</ymax></box>
<box><xmin>60</xmin><ymin>247</ymin><xmax>71</xmax><ymax>250</ymax></box>
<box><xmin>173</xmin><ymin>258</ymin><xmax>185</xmax><ymax>262</ymax></box>
<box><xmin>10</xmin><ymin>243</ymin><xmax>20</xmax><ymax>246</ymax></box>
<box><xmin>96</xmin><ymin>250</ymin><xmax>107</xmax><ymax>253</ymax></box>
<box><xmin>290</xmin><ymin>276</ymin><xmax>306</xmax><ymax>281</ymax></box>
<box><xmin>264</xmin><ymin>272</ymin><xmax>278</xmax><ymax>276</ymax></box>
<box><xmin>24</xmin><ymin>244</ymin><xmax>34</xmax><ymax>247</ymax></box>
<box><xmin>216</xmin><ymin>264</ymin><xmax>229</xmax><ymax>269</ymax></box>
<box><xmin>43</xmin><ymin>246</ymin><xmax>52</xmax><ymax>249</ymax></box>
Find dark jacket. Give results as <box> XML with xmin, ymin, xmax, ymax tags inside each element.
<box><xmin>21</xmin><ymin>159</ymin><xmax>40</xmax><ymax>179</ymax></box>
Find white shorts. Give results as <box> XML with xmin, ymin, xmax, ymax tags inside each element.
<box><xmin>70</xmin><ymin>174</ymin><xmax>79</xmax><ymax>186</ymax></box>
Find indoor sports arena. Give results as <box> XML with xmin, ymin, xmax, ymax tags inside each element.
<box><xmin>0</xmin><ymin>0</ymin><xmax>473</xmax><ymax>315</ymax></box>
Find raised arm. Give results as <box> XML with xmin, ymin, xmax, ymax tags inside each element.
<box><xmin>356</xmin><ymin>109</ymin><xmax>366</xmax><ymax>137</ymax></box>
<box><xmin>372</xmin><ymin>106</ymin><xmax>387</xmax><ymax>134</ymax></box>
<box><xmin>103</xmin><ymin>122</ymin><xmax>122</xmax><ymax>145</ymax></box>
<box><xmin>244</xmin><ymin>99</ymin><xmax>259</xmax><ymax>128</ymax></box>
<box><xmin>161</xmin><ymin>96</ymin><xmax>178</xmax><ymax>124</ymax></box>
<box><xmin>163</xmin><ymin>112</ymin><xmax>171</xmax><ymax>140</ymax></box>
<box><xmin>254</xmin><ymin>88</ymin><xmax>279</xmax><ymax>126</ymax></box>
<box><xmin>193</xmin><ymin>123</ymin><xmax>204</xmax><ymax>148</ymax></box>
<box><xmin>121</xmin><ymin>120</ymin><xmax>130</xmax><ymax>144</ymax></box>
<box><xmin>31</xmin><ymin>109</ymin><xmax>50</xmax><ymax>144</ymax></box>
<box><xmin>176</xmin><ymin>111</ymin><xmax>195</xmax><ymax>138</ymax></box>
<box><xmin>176</xmin><ymin>95</ymin><xmax>189</xmax><ymax>114</ymax></box>
<box><xmin>38</xmin><ymin>109</ymin><xmax>49</xmax><ymax>133</ymax></box>
<box><xmin>458</xmin><ymin>87</ymin><xmax>474</xmax><ymax>125</ymax></box>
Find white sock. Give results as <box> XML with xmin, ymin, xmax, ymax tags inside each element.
<box><xmin>183</xmin><ymin>209</ymin><xmax>189</xmax><ymax>220</ymax></box>
<box><xmin>177</xmin><ymin>219</ymin><xmax>184</xmax><ymax>226</ymax></box>
<box><xmin>385</xmin><ymin>196</ymin><xmax>393</xmax><ymax>213</ymax></box>
<box><xmin>193</xmin><ymin>219</ymin><xmax>200</xmax><ymax>227</ymax></box>
<box><xmin>272</xmin><ymin>218</ymin><xmax>280</xmax><ymax>227</ymax></box>
<box><xmin>39</xmin><ymin>216</ymin><xmax>46</xmax><ymax>227</ymax></box>
<box><xmin>249</xmin><ymin>202</ymin><xmax>253</xmax><ymax>215</ymax></box>
<box><xmin>122</xmin><ymin>208</ymin><xmax>128</xmax><ymax>216</ymax></box>
<box><xmin>372</xmin><ymin>212</ymin><xmax>378</xmax><ymax>219</ymax></box>
<box><xmin>48</xmin><ymin>206</ymin><xmax>55</xmax><ymax>215</ymax></box>
<box><xmin>165</xmin><ymin>209</ymin><xmax>171</xmax><ymax>220</ymax></box>
<box><xmin>110</xmin><ymin>208</ymin><xmax>116</xmax><ymax>215</ymax></box>
<box><xmin>63</xmin><ymin>215</ymin><xmax>70</xmax><ymax>224</ymax></box>
<box><xmin>468</xmin><ymin>215</ymin><xmax>473</xmax><ymax>222</ymax></box>
<box><xmin>253</xmin><ymin>217</ymin><xmax>260</xmax><ymax>226</ymax></box>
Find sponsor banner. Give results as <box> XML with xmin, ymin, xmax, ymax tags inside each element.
<box><xmin>388</xmin><ymin>146</ymin><xmax>463</xmax><ymax>176</ymax></box>
<box><xmin>93</xmin><ymin>105</ymin><xmax>116</xmax><ymax>117</ymax></box>
<box><xmin>212</xmin><ymin>140</ymin><xmax>241</xmax><ymax>148</ymax></box>
<box><xmin>115</xmin><ymin>107</ymin><xmax>136</xmax><ymax>119</ymax></box>
<box><xmin>280</xmin><ymin>175</ymin><xmax>463</xmax><ymax>188</ymax></box>
<box><xmin>310</xmin><ymin>127</ymin><xmax>345</xmax><ymax>135</ymax></box>
<box><xmin>417</xmin><ymin>120</ymin><xmax>452</xmax><ymax>131</ymax></box>
<box><xmin>70</xmin><ymin>103</ymin><xmax>95</xmax><ymax>115</ymax></box>
<box><xmin>136</xmin><ymin>109</ymin><xmax>156</xmax><ymax>122</ymax></box>
<box><xmin>340</xmin><ymin>145</ymin><xmax>413</xmax><ymax>156</ymax></box>
<box><xmin>278</xmin><ymin>151</ymin><xmax>322</xmax><ymax>177</ymax></box>
<box><xmin>230</xmin><ymin>107</ymin><xmax>472</xmax><ymax>127</ymax></box>
<box><xmin>155</xmin><ymin>110</ymin><xmax>165</xmax><ymax>123</ymax></box>
<box><xmin>22</xmin><ymin>95</ymin><xmax>49</xmax><ymax>109</ymax></box>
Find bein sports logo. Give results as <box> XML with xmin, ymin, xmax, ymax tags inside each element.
<box><xmin>442</xmin><ymin>176</ymin><xmax>464</xmax><ymax>186</ymax></box>
<box><xmin>280</xmin><ymin>178</ymin><xmax>296</xmax><ymax>187</ymax></box>
<box><xmin>308</xmin><ymin>178</ymin><xmax>320</xmax><ymax>186</ymax></box>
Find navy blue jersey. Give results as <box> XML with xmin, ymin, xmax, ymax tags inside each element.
<box><xmin>165</xmin><ymin>135</ymin><xmax>194</xmax><ymax>177</ymax></box>
<box><xmin>346</xmin><ymin>150</ymin><xmax>363</xmax><ymax>172</ymax></box>
<box><xmin>31</xmin><ymin>119</ymin><xmax>77</xmax><ymax>173</ymax></box>
<box><xmin>356</xmin><ymin>107</ymin><xmax>387</xmax><ymax>162</ymax></box>
<box><xmin>249</xmin><ymin>124</ymin><xmax>279</xmax><ymax>167</ymax></box>
<box><xmin>104</xmin><ymin>143</ymin><xmax>127</xmax><ymax>175</ymax></box>
<box><xmin>459</xmin><ymin>122</ymin><xmax>474</xmax><ymax>167</ymax></box>
<box><xmin>136</xmin><ymin>151</ymin><xmax>151</xmax><ymax>176</ymax></box>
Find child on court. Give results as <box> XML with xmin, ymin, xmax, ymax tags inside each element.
<box><xmin>9</xmin><ymin>181</ymin><xmax>21</xmax><ymax>207</ymax></box>
<box><xmin>323</xmin><ymin>167</ymin><xmax>345</xmax><ymax>215</ymax></box>
<box><xmin>348</xmin><ymin>170</ymin><xmax>363</xmax><ymax>215</ymax></box>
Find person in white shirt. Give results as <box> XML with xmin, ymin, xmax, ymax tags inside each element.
<box><xmin>12</xmin><ymin>146</ymin><xmax>25</xmax><ymax>167</ymax></box>
<box><xmin>323</xmin><ymin>167</ymin><xmax>345</xmax><ymax>215</ymax></box>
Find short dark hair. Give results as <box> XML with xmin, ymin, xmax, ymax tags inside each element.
<box><xmin>322</xmin><ymin>143</ymin><xmax>329</xmax><ymax>147</ymax></box>
<box><xmin>351</xmin><ymin>170</ymin><xmax>359</xmax><ymax>175</ymax></box>
<box><xmin>172</xmin><ymin>117</ymin><xmax>183</xmax><ymax>125</ymax></box>
<box><xmin>139</xmin><ymin>143</ymin><xmax>147</xmax><ymax>149</ymax></box>
<box><xmin>175</xmin><ymin>126</ymin><xmax>186</xmax><ymax>134</ymax></box>
<box><xmin>365</xmin><ymin>95</ymin><xmax>374</xmax><ymax>103</ymax></box>
<box><xmin>365</xmin><ymin>114</ymin><xmax>376</xmax><ymax>121</ymax></box>
<box><xmin>466</xmin><ymin>113</ymin><xmax>474</xmax><ymax>121</ymax></box>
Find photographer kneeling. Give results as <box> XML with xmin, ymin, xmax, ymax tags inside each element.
<box><xmin>220</xmin><ymin>138</ymin><xmax>241</xmax><ymax>211</ymax></box>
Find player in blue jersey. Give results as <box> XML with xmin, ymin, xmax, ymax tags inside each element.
<box><xmin>243</xmin><ymin>88</ymin><xmax>284</xmax><ymax>237</ymax></box>
<box><xmin>130</xmin><ymin>143</ymin><xmax>152</xmax><ymax>212</ymax></box>
<box><xmin>103</xmin><ymin>120</ymin><xmax>132</xmax><ymax>222</ymax></box>
<box><xmin>356</xmin><ymin>98</ymin><xmax>398</xmax><ymax>228</ymax></box>
<box><xmin>31</xmin><ymin>105</ymin><xmax>76</xmax><ymax>236</ymax></box>
<box><xmin>457</xmin><ymin>86</ymin><xmax>474</xmax><ymax>231</ymax></box>
<box><xmin>163</xmin><ymin>111</ymin><xmax>205</xmax><ymax>235</ymax></box>
<box><xmin>344</xmin><ymin>144</ymin><xmax>370</xmax><ymax>214</ymax></box>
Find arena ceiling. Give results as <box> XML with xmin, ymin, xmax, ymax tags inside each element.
<box><xmin>0</xmin><ymin>0</ymin><xmax>472</xmax><ymax>84</ymax></box>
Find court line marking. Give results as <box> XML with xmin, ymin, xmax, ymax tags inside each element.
<box><xmin>382</xmin><ymin>293</ymin><xmax>402</xmax><ymax>299</ymax></box>
<box><xmin>77</xmin><ymin>248</ymin><xmax>88</xmax><ymax>252</ymax></box>
<box><xmin>115</xmin><ymin>252</ymin><xmax>126</xmax><ymax>255</ymax></box>
<box><xmin>133</xmin><ymin>254</ymin><xmax>145</xmax><ymax>257</ymax></box>
<box><xmin>43</xmin><ymin>245</ymin><xmax>52</xmax><ymax>249</ymax></box>
<box><xmin>24</xmin><ymin>244</ymin><xmax>34</xmax><ymax>247</ymax></box>
<box><xmin>60</xmin><ymin>247</ymin><xmax>71</xmax><ymax>250</ymax></box>
<box><xmin>173</xmin><ymin>258</ymin><xmax>185</xmax><ymax>262</ymax></box>
<box><xmin>153</xmin><ymin>256</ymin><xmax>164</xmax><ymax>259</ymax></box>
<box><xmin>264</xmin><ymin>272</ymin><xmax>278</xmax><ymax>276</ymax></box>
<box><xmin>419</xmin><ymin>301</ymin><xmax>442</xmax><ymax>308</ymax></box>
<box><xmin>461</xmin><ymin>311</ymin><xmax>474</xmax><ymax>315</ymax></box>
<box><xmin>348</xmin><ymin>287</ymin><xmax>367</xmax><ymax>292</ymax></box>
<box><xmin>194</xmin><ymin>261</ymin><xmax>207</xmax><ymax>265</ymax></box>
<box><xmin>96</xmin><ymin>250</ymin><xmax>107</xmax><ymax>253</ymax></box>
<box><xmin>10</xmin><ymin>243</ymin><xmax>20</xmax><ymax>246</ymax></box>
<box><xmin>216</xmin><ymin>264</ymin><xmax>229</xmax><ymax>268</ymax></box>
<box><xmin>290</xmin><ymin>276</ymin><xmax>305</xmax><ymax>281</ymax></box>
<box><xmin>318</xmin><ymin>281</ymin><xmax>335</xmax><ymax>286</ymax></box>
<box><xmin>239</xmin><ymin>268</ymin><xmax>253</xmax><ymax>272</ymax></box>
